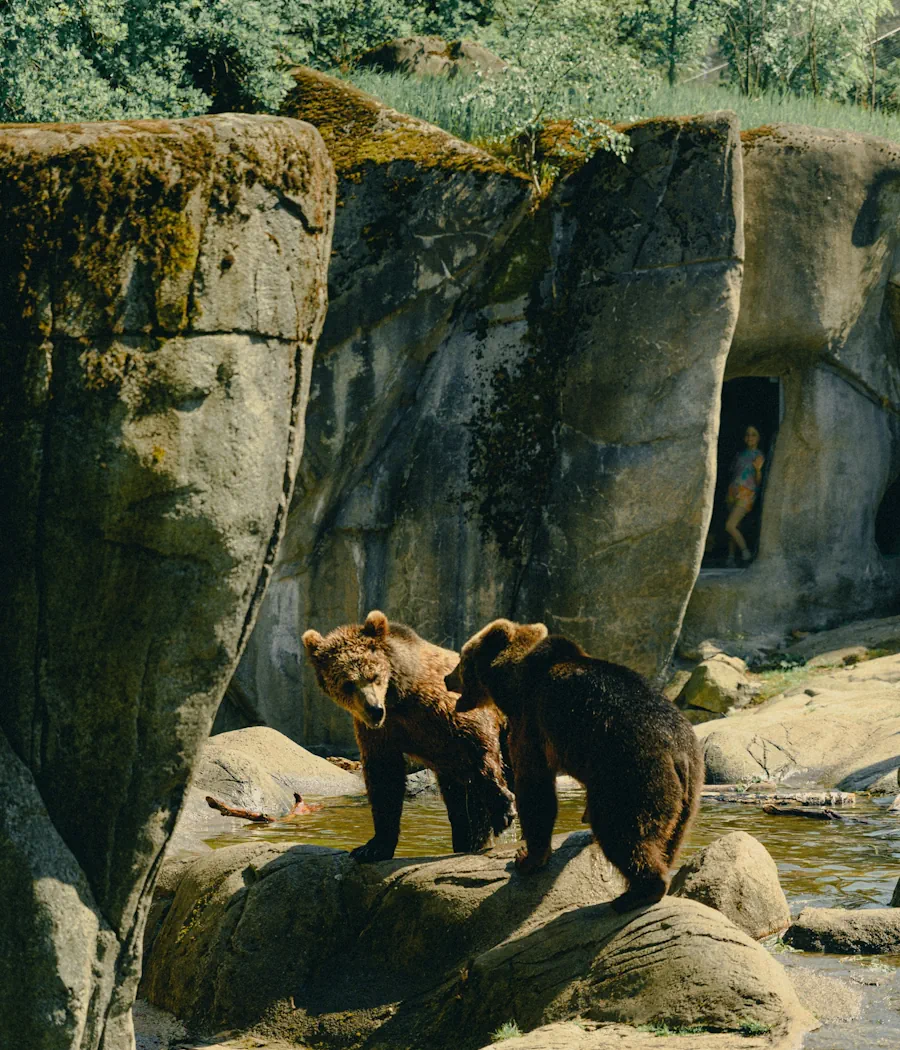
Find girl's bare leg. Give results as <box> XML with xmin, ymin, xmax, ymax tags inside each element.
<box><xmin>725</xmin><ymin>504</ymin><xmax>750</xmax><ymax>553</ymax></box>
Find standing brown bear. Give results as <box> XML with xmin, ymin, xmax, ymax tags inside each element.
<box><xmin>302</xmin><ymin>610</ymin><xmax>515</xmax><ymax>861</ymax></box>
<box><xmin>446</xmin><ymin>619</ymin><xmax>703</xmax><ymax>912</ymax></box>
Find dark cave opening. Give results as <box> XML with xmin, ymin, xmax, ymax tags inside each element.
<box><xmin>703</xmin><ymin>376</ymin><xmax>782</xmax><ymax>568</ymax></box>
<box><xmin>876</xmin><ymin>472</ymin><xmax>900</xmax><ymax>556</ymax></box>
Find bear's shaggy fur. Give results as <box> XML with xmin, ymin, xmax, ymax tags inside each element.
<box><xmin>302</xmin><ymin>610</ymin><xmax>515</xmax><ymax>861</ymax></box>
<box><xmin>447</xmin><ymin>619</ymin><xmax>703</xmax><ymax>912</ymax></box>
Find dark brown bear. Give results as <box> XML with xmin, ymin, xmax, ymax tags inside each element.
<box><xmin>446</xmin><ymin>619</ymin><xmax>703</xmax><ymax>912</ymax></box>
<box><xmin>302</xmin><ymin>610</ymin><xmax>515</xmax><ymax>861</ymax></box>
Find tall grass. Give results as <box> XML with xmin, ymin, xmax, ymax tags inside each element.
<box><xmin>343</xmin><ymin>67</ymin><xmax>900</xmax><ymax>145</ymax></box>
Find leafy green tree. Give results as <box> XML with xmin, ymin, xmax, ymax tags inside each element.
<box><xmin>715</xmin><ymin>0</ymin><xmax>895</xmax><ymax>100</ymax></box>
<box><xmin>618</xmin><ymin>0</ymin><xmax>718</xmax><ymax>85</ymax></box>
<box><xmin>0</xmin><ymin>0</ymin><xmax>293</xmax><ymax>122</ymax></box>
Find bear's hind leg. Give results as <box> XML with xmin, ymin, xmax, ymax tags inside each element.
<box><xmin>587</xmin><ymin>790</ymin><xmax>670</xmax><ymax>913</ymax></box>
<box><xmin>439</xmin><ymin>774</ymin><xmax>493</xmax><ymax>852</ymax></box>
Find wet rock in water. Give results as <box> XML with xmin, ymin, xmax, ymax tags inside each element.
<box><xmin>169</xmin><ymin>726</ymin><xmax>363</xmax><ymax>855</ymax></box>
<box><xmin>786</xmin><ymin>968</ymin><xmax>863</xmax><ymax>1023</ymax></box>
<box><xmin>0</xmin><ymin>114</ymin><xmax>334</xmax><ymax>1050</ymax></box>
<box><xmin>141</xmin><ymin>832</ymin><xmax>814</xmax><ymax>1049</ymax></box>
<box><xmin>784</xmin><ymin>907</ymin><xmax>900</xmax><ymax>954</ymax></box>
<box><xmin>695</xmin><ymin>654</ymin><xmax>900</xmax><ymax>787</ymax></box>
<box><xmin>677</xmin><ymin>655</ymin><xmax>760</xmax><ymax>715</ymax></box>
<box><xmin>670</xmin><ymin>832</ymin><xmax>790</xmax><ymax>939</ymax></box>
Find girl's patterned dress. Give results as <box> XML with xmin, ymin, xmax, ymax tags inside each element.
<box><xmin>727</xmin><ymin>447</ymin><xmax>764</xmax><ymax>513</ymax></box>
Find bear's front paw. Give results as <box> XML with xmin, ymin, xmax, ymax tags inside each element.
<box><xmin>514</xmin><ymin>844</ymin><xmax>552</xmax><ymax>874</ymax></box>
<box><xmin>349</xmin><ymin>838</ymin><xmax>396</xmax><ymax>863</ymax></box>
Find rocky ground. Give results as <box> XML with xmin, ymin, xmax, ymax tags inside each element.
<box><xmin>672</xmin><ymin>615</ymin><xmax>900</xmax><ymax>793</ymax></box>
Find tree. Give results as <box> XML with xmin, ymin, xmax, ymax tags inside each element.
<box><xmin>0</xmin><ymin>0</ymin><xmax>294</xmax><ymax>123</ymax></box>
<box><xmin>715</xmin><ymin>0</ymin><xmax>895</xmax><ymax>100</ymax></box>
<box><xmin>619</xmin><ymin>0</ymin><xmax>718</xmax><ymax>86</ymax></box>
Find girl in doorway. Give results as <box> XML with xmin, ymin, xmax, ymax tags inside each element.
<box><xmin>725</xmin><ymin>425</ymin><xmax>764</xmax><ymax>567</ymax></box>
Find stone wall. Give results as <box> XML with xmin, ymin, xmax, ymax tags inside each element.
<box><xmin>226</xmin><ymin>71</ymin><xmax>745</xmax><ymax>750</ymax></box>
<box><xmin>0</xmin><ymin>115</ymin><xmax>334</xmax><ymax>1049</ymax></box>
<box><xmin>682</xmin><ymin>125</ymin><xmax>900</xmax><ymax>646</ymax></box>
<box><xmin>225</xmin><ymin>81</ymin><xmax>900</xmax><ymax>752</ymax></box>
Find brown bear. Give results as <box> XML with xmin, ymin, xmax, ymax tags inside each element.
<box><xmin>446</xmin><ymin>619</ymin><xmax>703</xmax><ymax>912</ymax></box>
<box><xmin>302</xmin><ymin>610</ymin><xmax>515</xmax><ymax>861</ymax></box>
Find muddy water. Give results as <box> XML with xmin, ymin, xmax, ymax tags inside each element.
<box><xmin>207</xmin><ymin>785</ymin><xmax>900</xmax><ymax>1048</ymax></box>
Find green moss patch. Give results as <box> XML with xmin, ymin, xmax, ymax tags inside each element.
<box><xmin>281</xmin><ymin>66</ymin><xmax>518</xmax><ymax>181</ymax></box>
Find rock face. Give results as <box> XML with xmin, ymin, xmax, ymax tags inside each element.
<box><xmin>784</xmin><ymin>907</ymin><xmax>900</xmax><ymax>954</ymax></box>
<box><xmin>683</xmin><ymin>124</ymin><xmax>900</xmax><ymax>648</ymax></box>
<box><xmin>0</xmin><ymin>116</ymin><xmax>334</xmax><ymax>1050</ymax></box>
<box><xmin>670</xmin><ymin>832</ymin><xmax>790</xmax><ymax>939</ymax></box>
<box><xmin>227</xmin><ymin>69</ymin><xmax>744</xmax><ymax>748</ymax></box>
<box><xmin>695</xmin><ymin>653</ymin><xmax>900</xmax><ymax>787</ymax></box>
<box><xmin>142</xmin><ymin>832</ymin><xmax>814</xmax><ymax>1048</ymax></box>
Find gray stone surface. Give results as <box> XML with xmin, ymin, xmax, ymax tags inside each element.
<box><xmin>0</xmin><ymin>115</ymin><xmax>334</xmax><ymax>1050</ymax></box>
<box><xmin>786</xmin><ymin>615</ymin><xmax>900</xmax><ymax>660</ymax></box>
<box><xmin>670</xmin><ymin>831</ymin><xmax>790</xmax><ymax>939</ymax></box>
<box><xmin>683</xmin><ymin>125</ymin><xmax>900</xmax><ymax>649</ymax></box>
<box><xmin>694</xmin><ymin>653</ymin><xmax>900</xmax><ymax>787</ymax></box>
<box><xmin>231</xmin><ymin>77</ymin><xmax>744</xmax><ymax>747</ymax></box>
<box><xmin>141</xmin><ymin>832</ymin><xmax>813</xmax><ymax>1049</ymax></box>
<box><xmin>784</xmin><ymin>907</ymin><xmax>900</xmax><ymax>954</ymax></box>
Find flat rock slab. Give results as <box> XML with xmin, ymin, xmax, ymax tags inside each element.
<box><xmin>476</xmin><ymin>1020</ymin><xmax>776</xmax><ymax>1050</ymax></box>
<box><xmin>784</xmin><ymin>907</ymin><xmax>900</xmax><ymax>954</ymax></box>
<box><xmin>694</xmin><ymin>654</ymin><xmax>900</xmax><ymax>788</ymax></box>
<box><xmin>787</xmin><ymin>616</ymin><xmax>900</xmax><ymax>661</ymax></box>
<box><xmin>141</xmin><ymin>832</ymin><xmax>814</xmax><ymax>1050</ymax></box>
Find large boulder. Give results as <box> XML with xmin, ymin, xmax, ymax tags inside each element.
<box><xmin>230</xmin><ymin>71</ymin><xmax>744</xmax><ymax>748</ymax></box>
<box><xmin>0</xmin><ymin>116</ymin><xmax>334</xmax><ymax>1050</ymax></box>
<box><xmin>670</xmin><ymin>831</ymin><xmax>790</xmax><ymax>939</ymax></box>
<box><xmin>683</xmin><ymin>124</ymin><xmax>900</xmax><ymax>648</ymax></box>
<box><xmin>357</xmin><ymin>36</ymin><xmax>507</xmax><ymax>78</ymax></box>
<box><xmin>169</xmin><ymin>726</ymin><xmax>363</xmax><ymax>855</ymax></box>
<box><xmin>677</xmin><ymin>655</ymin><xmax>760</xmax><ymax>715</ymax></box>
<box><xmin>695</xmin><ymin>653</ymin><xmax>900</xmax><ymax>787</ymax></box>
<box><xmin>784</xmin><ymin>907</ymin><xmax>900</xmax><ymax>954</ymax></box>
<box><xmin>141</xmin><ymin>832</ymin><xmax>814</xmax><ymax>1049</ymax></box>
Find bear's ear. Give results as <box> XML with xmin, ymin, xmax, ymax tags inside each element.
<box><xmin>302</xmin><ymin>629</ymin><xmax>325</xmax><ymax>657</ymax></box>
<box><xmin>362</xmin><ymin>610</ymin><xmax>389</xmax><ymax>641</ymax></box>
<box><xmin>514</xmin><ymin>621</ymin><xmax>549</xmax><ymax>651</ymax></box>
<box><xmin>468</xmin><ymin>619</ymin><xmax>515</xmax><ymax>665</ymax></box>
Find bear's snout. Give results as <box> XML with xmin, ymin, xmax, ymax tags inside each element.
<box><xmin>444</xmin><ymin>665</ymin><xmax>462</xmax><ymax>694</ymax></box>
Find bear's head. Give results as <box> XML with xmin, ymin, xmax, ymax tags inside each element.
<box><xmin>446</xmin><ymin>618</ymin><xmax>548</xmax><ymax>715</ymax></box>
<box><xmin>302</xmin><ymin>610</ymin><xmax>393</xmax><ymax>729</ymax></box>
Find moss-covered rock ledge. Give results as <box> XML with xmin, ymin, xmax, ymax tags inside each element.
<box><xmin>0</xmin><ymin>115</ymin><xmax>334</xmax><ymax>1050</ymax></box>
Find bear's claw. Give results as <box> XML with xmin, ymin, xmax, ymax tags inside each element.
<box><xmin>514</xmin><ymin>845</ymin><xmax>552</xmax><ymax>874</ymax></box>
<box><xmin>349</xmin><ymin>838</ymin><xmax>396</xmax><ymax>863</ymax></box>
